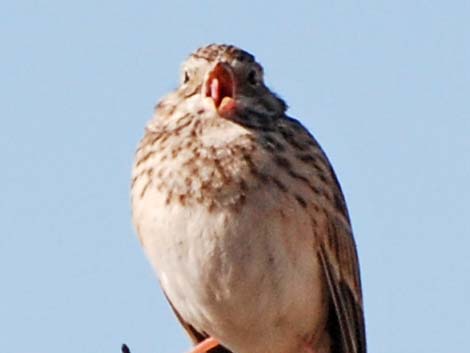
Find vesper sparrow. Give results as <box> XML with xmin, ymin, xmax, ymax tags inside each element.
<box><xmin>131</xmin><ymin>44</ymin><xmax>366</xmax><ymax>353</ymax></box>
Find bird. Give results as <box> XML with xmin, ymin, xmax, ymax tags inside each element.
<box><xmin>131</xmin><ymin>44</ymin><xmax>366</xmax><ymax>353</ymax></box>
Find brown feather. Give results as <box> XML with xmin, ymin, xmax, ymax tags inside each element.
<box><xmin>317</xmin><ymin>211</ymin><xmax>366</xmax><ymax>353</ymax></box>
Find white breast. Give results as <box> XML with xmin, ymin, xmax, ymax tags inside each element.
<box><xmin>132</xmin><ymin>105</ymin><xmax>329</xmax><ymax>353</ymax></box>
<box><xmin>133</xmin><ymin>177</ymin><xmax>328</xmax><ymax>353</ymax></box>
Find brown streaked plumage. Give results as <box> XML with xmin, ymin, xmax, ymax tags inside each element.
<box><xmin>131</xmin><ymin>44</ymin><xmax>366</xmax><ymax>353</ymax></box>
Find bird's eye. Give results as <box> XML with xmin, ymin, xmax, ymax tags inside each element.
<box><xmin>183</xmin><ymin>71</ymin><xmax>190</xmax><ymax>84</ymax></box>
<box><xmin>247</xmin><ymin>70</ymin><xmax>257</xmax><ymax>85</ymax></box>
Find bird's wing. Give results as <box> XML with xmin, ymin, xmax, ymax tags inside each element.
<box><xmin>316</xmin><ymin>173</ymin><xmax>367</xmax><ymax>353</ymax></box>
<box><xmin>163</xmin><ymin>291</ymin><xmax>233</xmax><ymax>353</ymax></box>
<box><xmin>278</xmin><ymin>116</ymin><xmax>366</xmax><ymax>353</ymax></box>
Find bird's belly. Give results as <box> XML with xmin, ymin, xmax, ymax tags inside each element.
<box><xmin>135</xmin><ymin>186</ymin><xmax>328</xmax><ymax>353</ymax></box>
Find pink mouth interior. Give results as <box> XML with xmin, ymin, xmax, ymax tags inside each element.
<box><xmin>205</xmin><ymin>64</ymin><xmax>234</xmax><ymax>108</ymax></box>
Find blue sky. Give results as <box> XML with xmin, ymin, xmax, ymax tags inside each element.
<box><xmin>1</xmin><ymin>1</ymin><xmax>469</xmax><ymax>353</ymax></box>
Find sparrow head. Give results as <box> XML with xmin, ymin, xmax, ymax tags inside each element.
<box><xmin>178</xmin><ymin>44</ymin><xmax>286</xmax><ymax>116</ymax></box>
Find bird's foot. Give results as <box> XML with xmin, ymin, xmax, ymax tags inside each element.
<box><xmin>187</xmin><ymin>337</ymin><xmax>219</xmax><ymax>353</ymax></box>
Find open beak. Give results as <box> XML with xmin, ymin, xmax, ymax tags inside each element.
<box><xmin>204</xmin><ymin>62</ymin><xmax>236</xmax><ymax>112</ymax></box>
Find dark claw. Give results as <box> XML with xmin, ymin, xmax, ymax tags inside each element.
<box><xmin>121</xmin><ymin>343</ymin><xmax>131</xmax><ymax>353</ymax></box>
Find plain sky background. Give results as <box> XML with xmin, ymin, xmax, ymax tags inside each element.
<box><xmin>1</xmin><ymin>1</ymin><xmax>469</xmax><ymax>353</ymax></box>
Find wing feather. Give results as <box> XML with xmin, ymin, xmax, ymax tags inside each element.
<box><xmin>316</xmin><ymin>195</ymin><xmax>367</xmax><ymax>353</ymax></box>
